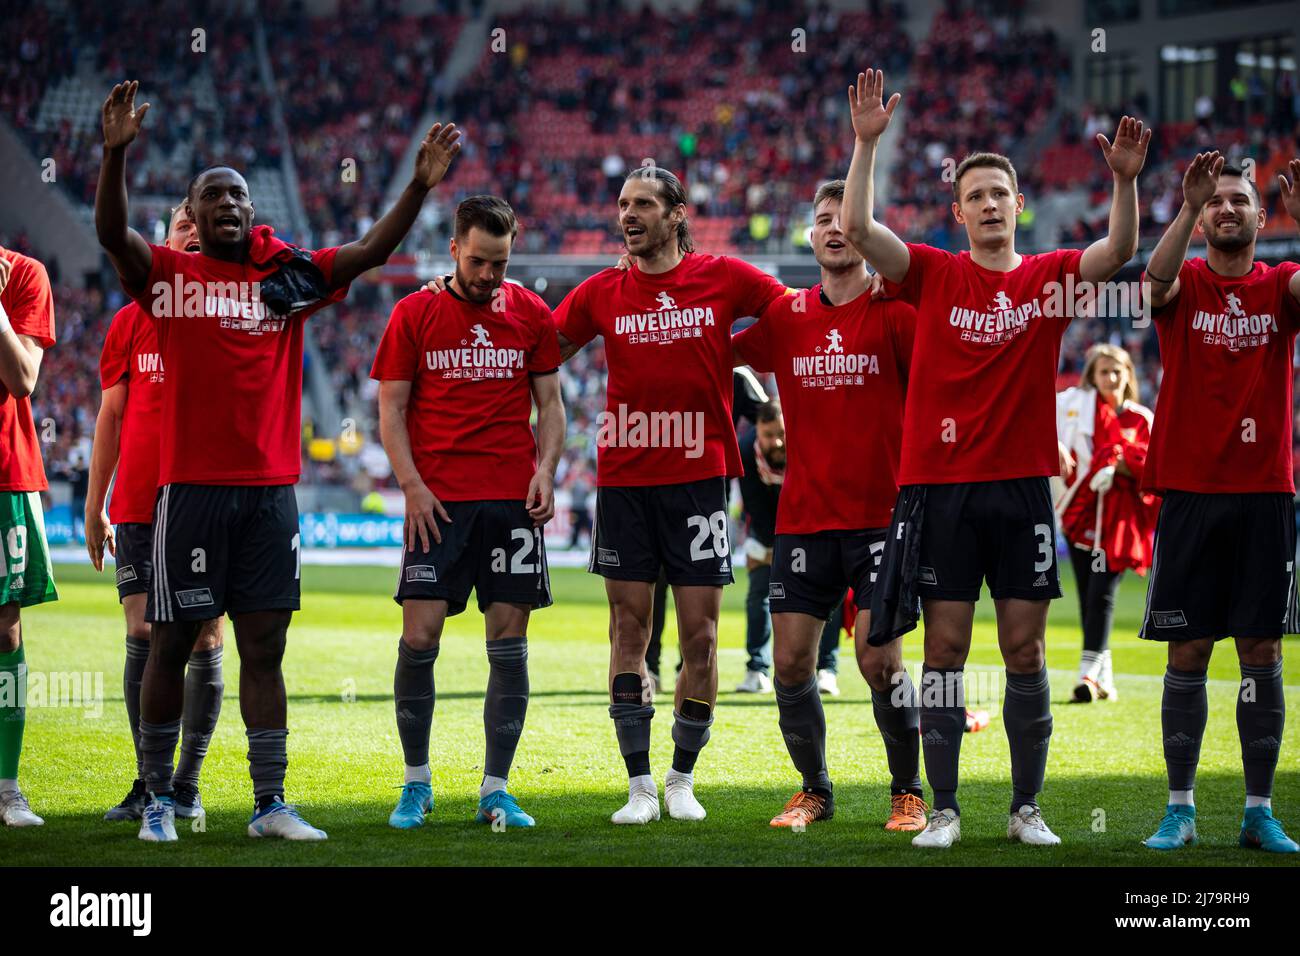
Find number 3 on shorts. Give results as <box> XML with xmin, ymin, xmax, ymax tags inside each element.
<box><xmin>1033</xmin><ymin>523</ymin><xmax>1053</xmax><ymax>573</ymax></box>
<box><xmin>687</xmin><ymin>511</ymin><xmax>729</xmax><ymax>562</ymax></box>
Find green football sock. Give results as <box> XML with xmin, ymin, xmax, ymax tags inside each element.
<box><xmin>0</xmin><ymin>644</ymin><xmax>27</xmax><ymax>781</ymax></box>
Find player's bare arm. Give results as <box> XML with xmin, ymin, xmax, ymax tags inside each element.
<box><xmin>841</xmin><ymin>69</ymin><xmax>910</xmax><ymax>284</ymax></box>
<box><xmin>378</xmin><ymin>379</ymin><xmax>451</xmax><ymax>551</ymax></box>
<box><xmin>0</xmin><ymin>258</ymin><xmax>45</xmax><ymax>399</ymax></box>
<box><xmin>526</xmin><ymin>371</ymin><xmax>565</xmax><ymax>526</ymax></box>
<box><xmin>1279</xmin><ymin>158</ymin><xmax>1300</xmax><ymax>305</ymax></box>
<box><xmin>1145</xmin><ymin>151</ymin><xmax>1223</xmax><ymax>309</ymax></box>
<box><xmin>85</xmin><ymin>383</ymin><xmax>127</xmax><ymax>571</ymax></box>
<box><xmin>557</xmin><ymin>331</ymin><xmax>582</xmax><ymax>363</ymax></box>
<box><xmin>1079</xmin><ymin>115</ymin><xmax>1151</xmax><ymax>284</ymax></box>
<box><xmin>332</xmin><ymin>123</ymin><xmax>462</xmax><ymax>288</ymax></box>
<box><xmin>95</xmin><ymin>81</ymin><xmax>154</xmax><ymax>291</ymax></box>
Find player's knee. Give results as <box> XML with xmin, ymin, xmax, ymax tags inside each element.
<box><xmin>857</xmin><ymin>648</ymin><xmax>897</xmax><ymax>692</ymax></box>
<box><xmin>402</xmin><ymin>624</ymin><xmax>442</xmax><ymax>651</ymax></box>
<box><xmin>774</xmin><ymin>650</ymin><xmax>813</xmax><ymax>686</ymax></box>
<box><xmin>1002</xmin><ymin>639</ymin><xmax>1045</xmax><ymax>673</ymax></box>
<box><xmin>192</xmin><ymin>618</ymin><xmax>224</xmax><ymax>652</ymax></box>
<box><xmin>677</xmin><ymin>625</ymin><xmax>716</xmax><ymax>669</ymax></box>
<box><xmin>1169</xmin><ymin>639</ymin><xmax>1213</xmax><ymax>672</ymax></box>
<box><xmin>1237</xmin><ymin>637</ymin><xmax>1281</xmax><ymax>668</ymax></box>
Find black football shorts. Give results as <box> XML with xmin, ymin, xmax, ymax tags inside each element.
<box><xmin>395</xmin><ymin>499</ymin><xmax>552</xmax><ymax>616</ymax></box>
<box><xmin>769</xmin><ymin>529</ymin><xmax>887</xmax><ymax>619</ymax></box>
<box><xmin>590</xmin><ymin>477</ymin><xmax>733</xmax><ymax>587</ymax></box>
<box><xmin>1140</xmin><ymin>490</ymin><xmax>1299</xmax><ymax>641</ymax></box>
<box><xmin>113</xmin><ymin>521</ymin><xmax>153</xmax><ymax>601</ymax></box>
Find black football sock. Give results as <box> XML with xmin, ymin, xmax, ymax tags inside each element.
<box><xmin>1003</xmin><ymin>667</ymin><xmax>1053</xmax><ymax>814</ymax></box>
<box><xmin>173</xmin><ymin>645</ymin><xmax>223</xmax><ymax>790</ymax></box>
<box><xmin>483</xmin><ymin>637</ymin><xmax>529</xmax><ymax>781</ymax></box>
<box><xmin>1162</xmin><ymin>665</ymin><xmax>1208</xmax><ymax>795</ymax></box>
<box><xmin>774</xmin><ymin>675</ymin><xmax>831</xmax><ymax>794</ymax></box>
<box><xmin>394</xmin><ymin>638</ymin><xmax>439</xmax><ymax>771</ymax></box>
<box><xmin>123</xmin><ymin>636</ymin><xmax>150</xmax><ymax>779</ymax></box>
<box><xmin>247</xmin><ymin>728</ymin><xmax>288</xmax><ymax>811</ymax></box>
<box><xmin>610</xmin><ymin>672</ymin><xmax>653</xmax><ymax>779</ymax></box>
<box><xmin>1238</xmin><ymin>660</ymin><xmax>1284</xmax><ymax>801</ymax></box>
<box><xmin>671</xmin><ymin>697</ymin><xmax>713</xmax><ymax>774</ymax></box>
<box><xmin>872</xmin><ymin>674</ymin><xmax>922</xmax><ymax>796</ymax></box>
<box><xmin>920</xmin><ymin>665</ymin><xmax>965</xmax><ymax>813</ymax></box>
<box><xmin>138</xmin><ymin>718</ymin><xmax>180</xmax><ymax>798</ymax></box>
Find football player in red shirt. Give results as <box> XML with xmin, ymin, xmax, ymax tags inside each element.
<box><xmin>732</xmin><ymin>179</ymin><xmax>927</xmax><ymax>832</ymax></box>
<box><xmin>555</xmin><ymin>166</ymin><xmax>788</xmax><ymax>824</ymax></box>
<box><xmin>372</xmin><ymin>196</ymin><xmax>563</xmax><ymax>832</ymax></box>
<box><xmin>0</xmin><ymin>245</ymin><xmax>56</xmax><ymax>829</ymax></box>
<box><xmin>86</xmin><ymin>201</ymin><xmax>226</xmax><ymax>824</ymax></box>
<box><xmin>94</xmin><ymin>80</ymin><xmax>461</xmax><ymax>843</ymax></box>
<box><xmin>842</xmin><ymin>69</ymin><xmax>1149</xmax><ymax>848</ymax></box>
<box><xmin>1139</xmin><ymin>153</ymin><xmax>1300</xmax><ymax>854</ymax></box>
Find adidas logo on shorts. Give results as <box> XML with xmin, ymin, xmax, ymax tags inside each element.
<box><xmin>1032</xmin><ymin>573</ymin><xmax>1049</xmax><ymax>587</ymax></box>
<box><xmin>405</xmin><ymin>565</ymin><xmax>437</xmax><ymax>582</ymax></box>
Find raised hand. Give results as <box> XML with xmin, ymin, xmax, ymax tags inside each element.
<box><xmin>1096</xmin><ymin>115</ymin><xmax>1152</xmax><ymax>181</ymax></box>
<box><xmin>848</xmin><ymin>69</ymin><xmax>900</xmax><ymax>143</ymax></box>
<box><xmin>412</xmin><ymin>122</ymin><xmax>462</xmax><ymax>190</ymax></box>
<box><xmin>1183</xmin><ymin>150</ymin><xmax>1224</xmax><ymax>209</ymax></box>
<box><xmin>1278</xmin><ymin>158</ymin><xmax>1300</xmax><ymax>225</ymax></box>
<box><xmin>102</xmin><ymin>81</ymin><xmax>151</xmax><ymax>149</ymax></box>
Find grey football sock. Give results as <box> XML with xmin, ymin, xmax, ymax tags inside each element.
<box><xmin>1162</xmin><ymin>665</ymin><xmax>1208</xmax><ymax>793</ymax></box>
<box><xmin>138</xmin><ymin>718</ymin><xmax>180</xmax><ymax>797</ymax></box>
<box><xmin>484</xmin><ymin>637</ymin><xmax>529</xmax><ymax>780</ymax></box>
<box><xmin>1003</xmin><ymin>667</ymin><xmax>1053</xmax><ymax>814</ymax></box>
<box><xmin>394</xmin><ymin>638</ymin><xmax>439</xmax><ymax>768</ymax></box>
<box><xmin>1238</xmin><ymin>660</ymin><xmax>1284</xmax><ymax>800</ymax></box>
<box><xmin>774</xmin><ymin>675</ymin><xmax>831</xmax><ymax>793</ymax></box>
<box><xmin>124</xmin><ymin>636</ymin><xmax>150</xmax><ymax>778</ymax></box>
<box><xmin>246</xmin><ymin>727</ymin><xmax>289</xmax><ymax>804</ymax></box>
<box><xmin>872</xmin><ymin>673</ymin><xmax>922</xmax><ymax>794</ymax></box>
<box><xmin>173</xmin><ymin>645</ymin><xmax>223</xmax><ymax>789</ymax></box>
<box><xmin>920</xmin><ymin>665</ymin><xmax>965</xmax><ymax>813</ymax></box>
<box><xmin>610</xmin><ymin>672</ymin><xmax>654</xmax><ymax>778</ymax></box>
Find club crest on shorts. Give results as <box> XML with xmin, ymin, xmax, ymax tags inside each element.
<box><xmin>175</xmin><ymin>587</ymin><xmax>214</xmax><ymax>608</ymax></box>
<box><xmin>405</xmin><ymin>565</ymin><xmax>437</xmax><ymax>583</ymax></box>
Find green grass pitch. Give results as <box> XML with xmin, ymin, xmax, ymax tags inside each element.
<box><xmin>3</xmin><ymin>559</ymin><xmax>1296</xmax><ymax>866</ymax></box>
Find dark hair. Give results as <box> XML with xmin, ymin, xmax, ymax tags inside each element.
<box><xmin>953</xmin><ymin>152</ymin><xmax>1019</xmax><ymax>200</ymax></box>
<box><xmin>814</xmin><ymin>179</ymin><xmax>845</xmax><ymax>209</ymax></box>
<box><xmin>624</xmin><ymin>165</ymin><xmax>693</xmax><ymax>253</ymax></box>
<box><xmin>454</xmin><ymin>195</ymin><xmax>519</xmax><ymax>241</ymax></box>
<box><xmin>1218</xmin><ymin>163</ymin><xmax>1261</xmax><ymax>205</ymax></box>
<box><xmin>186</xmin><ymin>165</ymin><xmax>244</xmax><ymax>204</ymax></box>
<box><xmin>756</xmin><ymin>399</ymin><xmax>782</xmax><ymax>424</ymax></box>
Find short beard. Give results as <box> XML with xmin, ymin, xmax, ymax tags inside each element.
<box><xmin>1206</xmin><ymin>229</ymin><xmax>1254</xmax><ymax>253</ymax></box>
<box><xmin>455</xmin><ymin>264</ymin><xmax>496</xmax><ymax>304</ymax></box>
<box><xmin>628</xmin><ymin>223</ymin><xmax>676</xmax><ymax>260</ymax></box>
